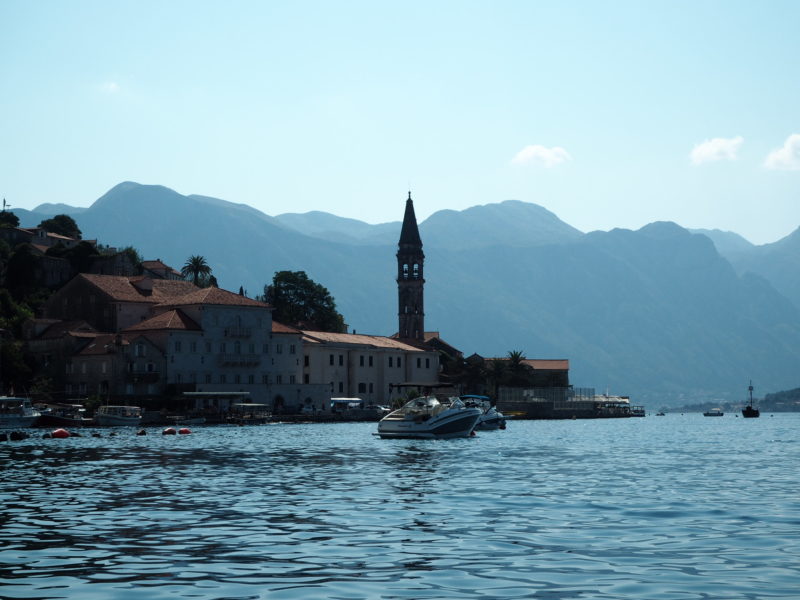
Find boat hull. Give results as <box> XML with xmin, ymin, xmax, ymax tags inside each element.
<box><xmin>742</xmin><ymin>407</ymin><xmax>760</xmax><ymax>418</ymax></box>
<box><xmin>95</xmin><ymin>415</ymin><xmax>142</xmax><ymax>426</ymax></box>
<box><xmin>377</xmin><ymin>409</ymin><xmax>481</xmax><ymax>439</ymax></box>
<box><xmin>0</xmin><ymin>415</ymin><xmax>40</xmax><ymax>428</ymax></box>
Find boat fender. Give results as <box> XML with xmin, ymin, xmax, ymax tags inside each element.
<box><xmin>109</xmin><ymin>432</ymin><xmax>117</xmax><ymax>436</ymax></box>
<box><xmin>178</xmin><ymin>427</ymin><xmax>191</xmax><ymax>435</ymax></box>
<box><xmin>52</xmin><ymin>428</ymin><xmax>70</xmax><ymax>439</ymax></box>
<box><xmin>10</xmin><ymin>431</ymin><xmax>29</xmax><ymax>441</ymax></box>
<box><xmin>0</xmin><ymin>433</ymin><xmax>7</xmax><ymax>442</ymax></box>
<box><xmin>136</xmin><ymin>429</ymin><xmax>147</xmax><ymax>436</ymax></box>
<box><xmin>162</xmin><ymin>427</ymin><xmax>177</xmax><ymax>435</ymax></box>
<box><xmin>92</xmin><ymin>432</ymin><xmax>102</xmax><ymax>438</ymax></box>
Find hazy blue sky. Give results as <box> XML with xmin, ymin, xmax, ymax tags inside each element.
<box><xmin>2</xmin><ymin>1</ymin><xmax>798</xmax><ymax>244</ymax></box>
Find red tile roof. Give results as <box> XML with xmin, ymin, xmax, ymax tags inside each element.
<box><xmin>37</xmin><ymin>320</ymin><xmax>97</xmax><ymax>339</ymax></box>
<box><xmin>302</xmin><ymin>330</ymin><xmax>429</xmax><ymax>352</ymax></box>
<box><xmin>123</xmin><ymin>309</ymin><xmax>201</xmax><ymax>332</ymax></box>
<box><xmin>79</xmin><ymin>274</ymin><xmax>197</xmax><ymax>303</ymax></box>
<box><xmin>160</xmin><ymin>286</ymin><xmax>270</xmax><ymax>308</ymax></box>
<box><xmin>76</xmin><ymin>334</ymin><xmax>130</xmax><ymax>355</ymax></box>
<box><xmin>272</xmin><ymin>321</ymin><xmax>302</xmax><ymax>334</ymax></box>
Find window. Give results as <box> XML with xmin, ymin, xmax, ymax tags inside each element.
<box><xmin>126</xmin><ymin>383</ymin><xmax>134</xmax><ymax>395</ymax></box>
<box><xmin>248</xmin><ymin>375</ymin><xmax>254</xmax><ymax>384</ymax></box>
<box><xmin>369</xmin><ymin>383</ymin><xmax>374</xmax><ymax>393</ymax></box>
<box><xmin>147</xmin><ymin>363</ymin><xmax>155</xmax><ymax>373</ymax></box>
<box><xmin>289</xmin><ymin>375</ymin><xmax>296</xmax><ymax>384</ymax></box>
<box><xmin>304</xmin><ymin>355</ymin><xmax>309</xmax><ymax>367</ymax></box>
<box><xmin>277</xmin><ymin>375</ymin><xmax>283</xmax><ymax>384</ymax></box>
<box><xmin>329</xmin><ymin>354</ymin><xmax>334</xmax><ymax>366</ymax></box>
<box><xmin>263</xmin><ymin>344</ymin><xmax>269</xmax><ymax>354</ymax></box>
<box><xmin>220</xmin><ymin>342</ymin><xmax>227</xmax><ymax>354</ymax></box>
<box><xmin>304</xmin><ymin>374</ymin><xmax>309</xmax><ymax>384</ymax></box>
<box><xmin>338</xmin><ymin>382</ymin><xmax>344</xmax><ymax>393</ymax></box>
<box><xmin>135</xmin><ymin>343</ymin><xmax>146</xmax><ymax>357</ymax></box>
<box><xmin>220</xmin><ymin>374</ymin><xmax>227</xmax><ymax>384</ymax></box>
<box><xmin>389</xmin><ymin>357</ymin><xmax>393</xmax><ymax>367</ymax></box>
<box><xmin>426</xmin><ymin>358</ymin><xmax>430</xmax><ymax>368</ymax></box>
<box><xmin>413</xmin><ymin>264</ymin><xmax>419</xmax><ymax>279</ymax></box>
<box><xmin>417</xmin><ymin>357</ymin><xmax>421</xmax><ymax>368</ymax></box>
<box><xmin>369</xmin><ymin>356</ymin><xmax>373</xmax><ymax>367</ymax></box>
<box><xmin>175</xmin><ymin>341</ymin><xmax>182</xmax><ymax>352</ymax></box>
<box><xmin>205</xmin><ymin>374</ymin><xmax>212</xmax><ymax>384</ymax></box>
<box><xmin>249</xmin><ymin>343</ymin><xmax>255</xmax><ymax>354</ymax></box>
<box><xmin>398</xmin><ymin>357</ymin><xmax>402</xmax><ymax>368</ymax></box>
<box><xmin>338</xmin><ymin>354</ymin><xmax>343</xmax><ymax>366</ymax></box>
<box><xmin>235</xmin><ymin>374</ymin><xmax>241</xmax><ymax>384</ymax></box>
<box><xmin>358</xmin><ymin>382</ymin><xmax>366</xmax><ymax>393</ymax></box>
<box><xmin>276</xmin><ymin>344</ymin><xmax>283</xmax><ymax>354</ymax></box>
<box><xmin>81</xmin><ymin>362</ymin><xmax>87</xmax><ymax>374</ymax></box>
<box><xmin>262</xmin><ymin>374</ymin><xmax>269</xmax><ymax>384</ymax></box>
<box><xmin>206</xmin><ymin>342</ymin><xmax>212</xmax><ymax>353</ymax></box>
<box><xmin>290</xmin><ymin>344</ymin><xmax>296</xmax><ymax>354</ymax></box>
<box><xmin>234</xmin><ymin>341</ymin><xmax>241</xmax><ymax>355</ymax></box>
<box><xmin>359</xmin><ymin>355</ymin><xmax>364</xmax><ymax>367</ymax></box>
<box><xmin>177</xmin><ymin>373</ymin><xmax>183</xmax><ymax>383</ymax></box>
<box><xmin>403</xmin><ymin>264</ymin><xmax>409</xmax><ymax>279</ymax></box>
<box><xmin>190</xmin><ymin>342</ymin><xmax>197</xmax><ymax>353</ymax></box>
<box><xmin>101</xmin><ymin>361</ymin><xmax>107</xmax><ymax>374</ymax></box>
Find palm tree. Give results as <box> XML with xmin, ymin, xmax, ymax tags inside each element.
<box><xmin>506</xmin><ymin>350</ymin><xmax>530</xmax><ymax>387</ymax></box>
<box><xmin>181</xmin><ymin>255</ymin><xmax>212</xmax><ymax>286</ymax></box>
<box><xmin>485</xmin><ymin>359</ymin><xmax>507</xmax><ymax>400</ymax></box>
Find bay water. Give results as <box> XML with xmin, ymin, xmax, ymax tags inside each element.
<box><xmin>1</xmin><ymin>414</ymin><xmax>798</xmax><ymax>599</ymax></box>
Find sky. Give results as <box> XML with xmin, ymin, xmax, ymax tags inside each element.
<box><xmin>1</xmin><ymin>0</ymin><xmax>799</xmax><ymax>245</ymax></box>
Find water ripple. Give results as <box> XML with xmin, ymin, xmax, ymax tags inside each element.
<box><xmin>1</xmin><ymin>416</ymin><xmax>799</xmax><ymax>599</ymax></box>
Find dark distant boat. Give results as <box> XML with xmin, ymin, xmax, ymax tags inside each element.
<box><xmin>742</xmin><ymin>381</ymin><xmax>760</xmax><ymax>418</ymax></box>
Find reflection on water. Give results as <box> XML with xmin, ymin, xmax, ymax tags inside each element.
<box><xmin>1</xmin><ymin>416</ymin><xmax>799</xmax><ymax>599</ymax></box>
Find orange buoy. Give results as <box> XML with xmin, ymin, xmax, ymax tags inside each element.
<box><xmin>162</xmin><ymin>427</ymin><xmax>177</xmax><ymax>435</ymax></box>
<box><xmin>178</xmin><ymin>427</ymin><xmax>191</xmax><ymax>435</ymax></box>
<box><xmin>52</xmin><ymin>428</ymin><xmax>70</xmax><ymax>439</ymax></box>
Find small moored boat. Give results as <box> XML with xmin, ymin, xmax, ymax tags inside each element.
<box><xmin>703</xmin><ymin>408</ymin><xmax>724</xmax><ymax>417</ymax></box>
<box><xmin>0</xmin><ymin>397</ymin><xmax>41</xmax><ymax>428</ymax></box>
<box><xmin>461</xmin><ymin>395</ymin><xmax>507</xmax><ymax>430</ymax></box>
<box><xmin>377</xmin><ymin>396</ymin><xmax>481</xmax><ymax>439</ymax></box>
<box><xmin>742</xmin><ymin>381</ymin><xmax>760</xmax><ymax>418</ymax></box>
<box><xmin>94</xmin><ymin>405</ymin><xmax>142</xmax><ymax>426</ymax></box>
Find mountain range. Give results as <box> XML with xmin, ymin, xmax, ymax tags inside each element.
<box><xmin>14</xmin><ymin>182</ymin><xmax>800</xmax><ymax>407</ymax></box>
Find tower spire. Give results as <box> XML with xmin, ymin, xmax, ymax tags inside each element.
<box><xmin>397</xmin><ymin>192</ymin><xmax>425</xmax><ymax>341</ymax></box>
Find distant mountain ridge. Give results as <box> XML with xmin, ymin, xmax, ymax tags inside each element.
<box><xmin>10</xmin><ymin>182</ymin><xmax>800</xmax><ymax>406</ymax></box>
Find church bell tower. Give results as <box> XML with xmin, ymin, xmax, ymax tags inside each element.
<box><xmin>397</xmin><ymin>192</ymin><xmax>425</xmax><ymax>341</ymax></box>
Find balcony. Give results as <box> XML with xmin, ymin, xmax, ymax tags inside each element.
<box><xmin>217</xmin><ymin>354</ymin><xmax>261</xmax><ymax>367</ymax></box>
<box><xmin>125</xmin><ymin>371</ymin><xmax>160</xmax><ymax>383</ymax></box>
<box><xmin>224</xmin><ymin>327</ymin><xmax>252</xmax><ymax>338</ymax></box>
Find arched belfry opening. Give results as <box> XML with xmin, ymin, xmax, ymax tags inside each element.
<box><xmin>397</xmin><ymin>191</ymin><xmax>425</xmax><ymax>341</ymax></box>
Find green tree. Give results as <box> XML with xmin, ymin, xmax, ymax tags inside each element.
<box><xmin>119</xmin><ymin>246</ymin><xmax>144</xmax><ymax>274</ymax></box>
<box><xmin>262</xmin><ymin>270</ymin><xmax>346</xmax><ymax>332</ymax></box>
<box><xmin>0</xmin><ymin>210</ymin><xmax>20</xmax><ymax>228</ymax></box>
<box><xmin>181</xmin><ymin>255</ymin><xmax>212</xmax><ymax>286</ymax></box>
<box><xmin>506</xmin><ymin>349</ymin><xmax>531</xmax><ymax>387</ymax></box>
<box><xmin>38</xmin><ymin>214</ymin><xmax>81</xmax><ymax>239</ymax></box>
<box><xmin>485</xmin><ymin>359</ymin><xmax>507</xmax><ymax>400</ymax></box>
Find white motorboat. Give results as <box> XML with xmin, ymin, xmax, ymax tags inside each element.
<box><xmin>0</xmin><ymin>397</ymin><xmax>41</xmax><ymax>428</ymax></box>
<box><xmin>377</xmin><ymin>396</ymin><xmax>481</xmax><ymax>439</ymax></box>
<box><xmin>94</xmin><ymin>405</ymin><xmax>142</xmax><ymax>426</ymax></box>
<box><xmin>461</xmin><ymin>395</ymin><xmax>507</xmax><ymax>430</ymax></box>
